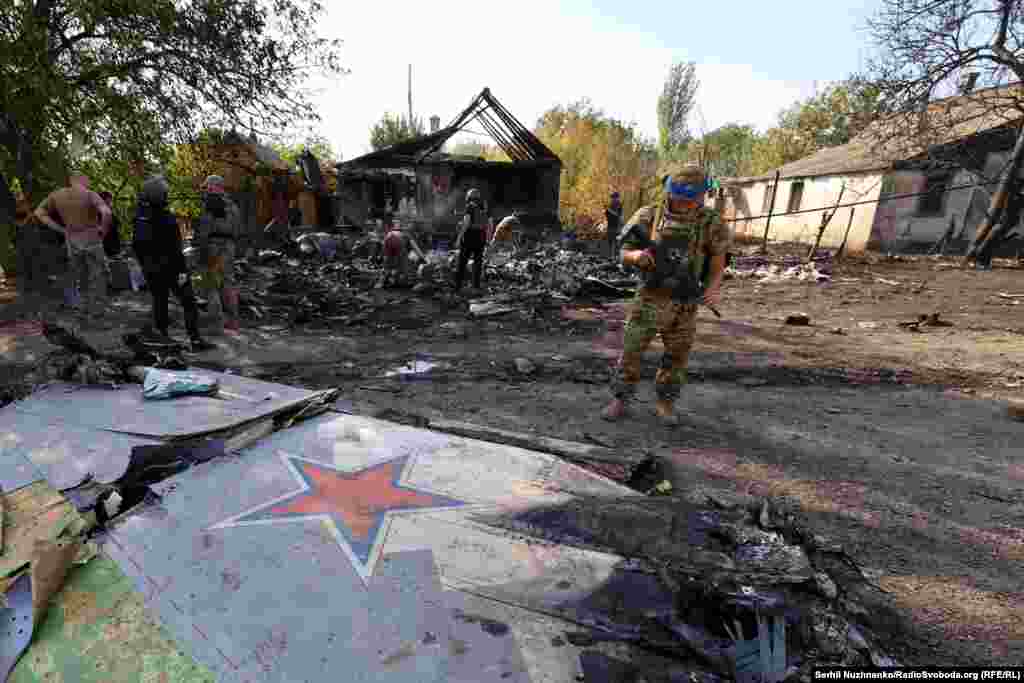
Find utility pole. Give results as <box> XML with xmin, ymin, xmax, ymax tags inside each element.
<box><xmin>408</xmin><ymin>64</ymin><xmax>413</xmax><ymax>127</ymax></box>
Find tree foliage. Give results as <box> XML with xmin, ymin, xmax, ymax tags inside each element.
<box><xmin>535</xmin><ymin>99</ymin><xmax>658</xmax><ymax>235</ymax></box>
<box><xmin>864</xmin><ymin>0</ymin><xmax>1024</xmax><ymax>174</ymax></box>
<box><xmin>688</xmin><ymin>80</ymin><xmax>884</xmax><ymax>178</ymax></box>
<box><xmin>369</xmin><ymin>113</ymin><xmax>426</xmax><ymax>151</ymax></box>
<box><xmin>271</xmin><ymin>135</ymin><xmax>339</xmax><ymax>166</ymax></box>
<box><xmin>657</xmin><ymin>61</ymin><xmax>698</xmax><ymax>157</ymax></box>
<box><xmin>0</xmin><ymin>0</ymin><xmax>345</xmax><ymax>231</ymax></box>
<box><xmin>864</xmin><ymin>0</ymin><xmax>1024</xmax><ymax>259</ymax></box>
<box><xmin>446</xmin><ymin>139</ymin><xmax>508</xmax><ymax>161</ymax></box>
<box><xmin>698</xmin><ymin>124</ymin><xmax>759</xmax><ymax>178</ymax></box>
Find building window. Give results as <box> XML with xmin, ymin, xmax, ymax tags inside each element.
<box><xmin>787</xmin><ymin>181</ymin><xmax>805</xmax><ymax>213</ymax></box>
<box><xmin>917</xmin><ymin>171</ymin><xmax>953</xmax><ymax>216</ymax></box>
<box><xmin>761</xmin><ymin>183</ymin><xmax>776</xmax><ymax>213</ymax></box>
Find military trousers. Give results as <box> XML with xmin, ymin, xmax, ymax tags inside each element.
<box><xmin>202</xmin><ymin>239</ymin><xmax>237</xmax><ymax>322</ymax></box>
<box><xmin>610</xmin><ymin>294</ymin><xmax>698</xmax><ymax>402</ymax></box>
<box><xmin>66</xmin><ymin>239</ymin><xmax>109</xmax><ymax>315</ymax></box>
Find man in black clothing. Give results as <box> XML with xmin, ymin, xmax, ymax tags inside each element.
<box><xmin>98</xmin><ymin>191</ymin><xmax>122</xmax><ymax>258</ymax></box>
<box><xmin>132</xmin><ymin>176</ymin><xmax>215</xmax><ymax>351</ymax></box>
<box><xmin>606</xmin><ymin>191</ymin><xmax>623</xmax><ymax>260</ymax></box>
<box><xmin>454</xmin><ymin>187</ymin><xmax>491</xmax><ymax>292</ymax></box>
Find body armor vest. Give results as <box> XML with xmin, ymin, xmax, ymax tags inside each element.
<box><xmin>641</xmin><ymin>209</ymin><xmax>706</xmax><ymax>304</ymax></box>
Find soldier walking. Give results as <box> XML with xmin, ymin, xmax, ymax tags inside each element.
<box><xmin>603</xmin><ymin>164</ymin><xmax>729</xmax><ymax>425</ymax></box>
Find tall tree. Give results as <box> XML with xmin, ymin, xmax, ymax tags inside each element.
<box><xmin>535</xmin><ymin>100</ymin><xmax>657</xmax><ymax>234</ymax></box>
<box><xmin>0</xmin><ymin>0</ymin><xmax>345</xmax><ymax>231</ymax></box>
<box><xmin>272</xmin><ymin>135</ymin><xmax>339</xmax><ymax>166</ymax></box>
<box><xmin>369</xmin><ymin>113</ymin><xmax>425</xmax><ymax>151</ymax></box>
<box><xmin>657</xmin><ymin>61</ymin><xmax>698</xmax><ymax>157</ymax></box>
<box><xmin>699</xmin><ymin>124</ymin><xmax>759</xmax><ymax>178</ymax></box>
<box><xmin>864</xmin><ymin>0</ymin><xmax>1024</xmax><ymax>263</ymax></box>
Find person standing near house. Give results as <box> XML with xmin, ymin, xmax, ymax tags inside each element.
<box><xmin>453</xmin><ymin>187</ymin><xmax>490</xmax><ymax>293</ymax></box>
<box><xmin>602</xmin><ymin>163</ymin><xmax>730</xmax><ymax>425</ymax></box>
<box><xmin>606</xmin><ymin>191</ymin><xmax>623</xmax><ymax>260</ymax></box>
<box><xmin>132</xmin><ymin>176</ymin><xmax>216</xmax><ymax>351</ymax></box>
<box><xmin>195</xmin><ymin>175</ymin><xmax>243</xmax><ymax>333</ymax></box>
<box><xmin>33</xmin><ymin>172</ymin><xmax>111</xmax><ymax>323</ymax></box>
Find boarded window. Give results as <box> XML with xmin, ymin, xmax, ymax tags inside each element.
<box><xmin>787</xmin><ymin>181</ymin><xmax>805</xmax><ymax>213</ymax></box>
<box><xmin>761</xmin><ymin>184</ymin><xmax>776</xmax><ymax>214</ymax></box>
<box><xmin>917</xmin><ymin>171</ymin><xmax>952</xmax><ymax>216</ymax></box>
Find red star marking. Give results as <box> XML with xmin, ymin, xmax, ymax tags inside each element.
<box><xmin>269</xmin><ymin>460</ymin><xmax>443</xmax><ymax>542</ymax></box>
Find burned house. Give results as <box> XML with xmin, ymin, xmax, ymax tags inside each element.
<box><xmin>335</xmin><ymin>88</ymin><xmax>562</xmax><ymax>248</ymax></box>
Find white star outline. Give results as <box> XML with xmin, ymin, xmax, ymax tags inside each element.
<box><xmin>206</xmin><ymin>451</ymin><xmax>470</xmax><ymax>584</ymax></box>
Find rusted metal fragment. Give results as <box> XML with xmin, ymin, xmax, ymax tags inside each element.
<box><xmin>0</xmin><ymin>483</ymin><xmax>81</xmax><ymax>579</ymax></box>
<box><xmin>30</xmin><ymin>537</ymin><xmax>82</xmax><ymax>627</ymax></box>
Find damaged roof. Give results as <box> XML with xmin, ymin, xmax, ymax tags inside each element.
<box><xmin>726</xmin><ymin>83</ymin><xmax>1024</xmax><ymax>185</ymax></box>
<box><xmin>339</xmin><ymin>88</ymin><xmax>561</xmax><ymax>170</ymax></box>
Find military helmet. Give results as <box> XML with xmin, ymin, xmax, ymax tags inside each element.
<box><xmin>466</xmin><ymin>188</ymin><xmax>481</xmax><ymax>202</ymax></box>
<box><xmin>141</xmin><ymin>175</ymin><xmax>170</xmax><ymax>206</ymax></box>
<box><xmin>663</xmin><ymin>163</ymin><xmax>709</xmax><ymax>200</ymax></box>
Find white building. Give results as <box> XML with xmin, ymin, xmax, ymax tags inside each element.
<box><xmin>721</xmin><ymin>84</ymin><xmax>1024</xmax><ymax>254</ymax></box>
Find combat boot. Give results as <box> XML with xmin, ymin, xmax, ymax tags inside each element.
<box><xmin>654</xmin><ymin>399</ymin><xmax>680</xmax><ymax>425</ymax></box>
<box><xmin>602</xmin><ymin>398</ymin><xmax>628</xmax><ymax>421</ymax></box>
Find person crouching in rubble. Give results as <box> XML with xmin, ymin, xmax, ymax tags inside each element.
<box><xmin>132</xmin><ymin>175</ymin><xmax>216</xmax><ymax>352</ymax></box>
<box><xmin>453</xmin><ymin>188</ymin><xmax>492</xmax><ymax>293</ymax></box>
<box><xmin>379</xmin><ymin>216</ymin><xmax>410</xmax><ymax>288</ymax></box>
<box><xmin>603</xmin><ymin>163</ymin><xmax>729</xmax><ymax>425</ymax></box>
<box><xmin>195</xmin><ymin>175</ymin><xmax>243</xmax><ymax>334</ymax></box>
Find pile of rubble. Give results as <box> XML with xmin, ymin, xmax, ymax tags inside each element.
<box><xmin>726</xmin><ymin>252</ymin><xmax>833</xmax><ymax>283</ymax></box>
<box><xmin>482</xmin><ymin>487</ymin><xmax>903</xmax><ymax>679</ymax></box>
<box><xmin>189</xmin><ymin>235</ymin><xmax>644</xmax><ymax>327</ymax></box>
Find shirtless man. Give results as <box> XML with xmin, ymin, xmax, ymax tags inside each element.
<box><xmin>34</xmin><ymin>173</ymin><xmax>111</xmax><ymax>319</ymax></box>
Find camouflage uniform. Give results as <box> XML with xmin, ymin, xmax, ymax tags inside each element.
<box><xmin>195</xmin><ymin>193</ymin><xmax>242</xmax><ymax>328</ymax></box>
<box><xmin>610</xmin><ymin>203</ymin><xmax>730</xmax><ymax>402</ymax></box>
<box><xmin>66</xmin><ymin>239</ymin><xmax>109</xmax><ymax>316</ymax></box>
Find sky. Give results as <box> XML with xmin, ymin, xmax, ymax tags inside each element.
<box><xmin>303</xmin><ymin>0</ymin><xmax>882</xmax><ymax>162</ymax></box>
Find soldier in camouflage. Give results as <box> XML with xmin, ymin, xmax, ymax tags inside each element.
<box><xmin>603</xmin><ymin>163</ymin><xmax>730</xmax><ymax>425</ymax></box>
<box><xmin>195</xmin><ymin>175</ymin><xmax>243</xmax><ymax>334</ymax></box>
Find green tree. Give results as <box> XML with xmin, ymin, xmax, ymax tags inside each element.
<box><xmin>272</xmin><ymin>135</ymin><xmax>339</xmax><ymax>166</ymax></box>
<box><xmin>0</xmin><ymin>0</ymin><xmax>346</xmax><ymax>230</ymax></box>
<box><xmin>657</xmin><ymin>61</ymin><xmax>698</xmax><ymax>158</ymax></box>
<box><xmin>699</xmin><ymin>124</ymin><xmax>759</xmax><ymax>178</ymax></box>
<box><xmin>535</xmin><ymin>99</ymin><xmax>657</xmax><ymax>233</ymax></box>
<box><xmin>742</xmin><ymin>79</ymin><xmax>884</xmax><ymax>176</ymax></box>
<box><xmin>369</xmin><ymin>113</ymin><xmax>425</xmax><ymax>151</ymax></box>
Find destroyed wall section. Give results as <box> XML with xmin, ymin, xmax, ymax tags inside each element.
<box><xmin>869</xmin><ymin>134</ymin><xmax>1024</xmax><ymax>254</ymax></box>
<box><xmin>336</xmin><ymin>159</ymin><xmax>561</xmax><ymax>246</ymax></box>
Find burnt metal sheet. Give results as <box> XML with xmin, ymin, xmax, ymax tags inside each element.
<box><xmin>10</xmin><ymin>374</ymin><xmax>315</xmax><ymax>439</ymax></box>
<box><xmin>103</xmin><ymin>412</ymin><xmax>638</xmax><ymax>681</ymax></box>
<box><xmin>0</xmin><ymin>411</ymin><xmax>158</xmax><ymax>491</ymax></box>
<box><xmin>0</xmin><ymin>573</ymin><xmax>33</xmax><ymax>681</ymax></box>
